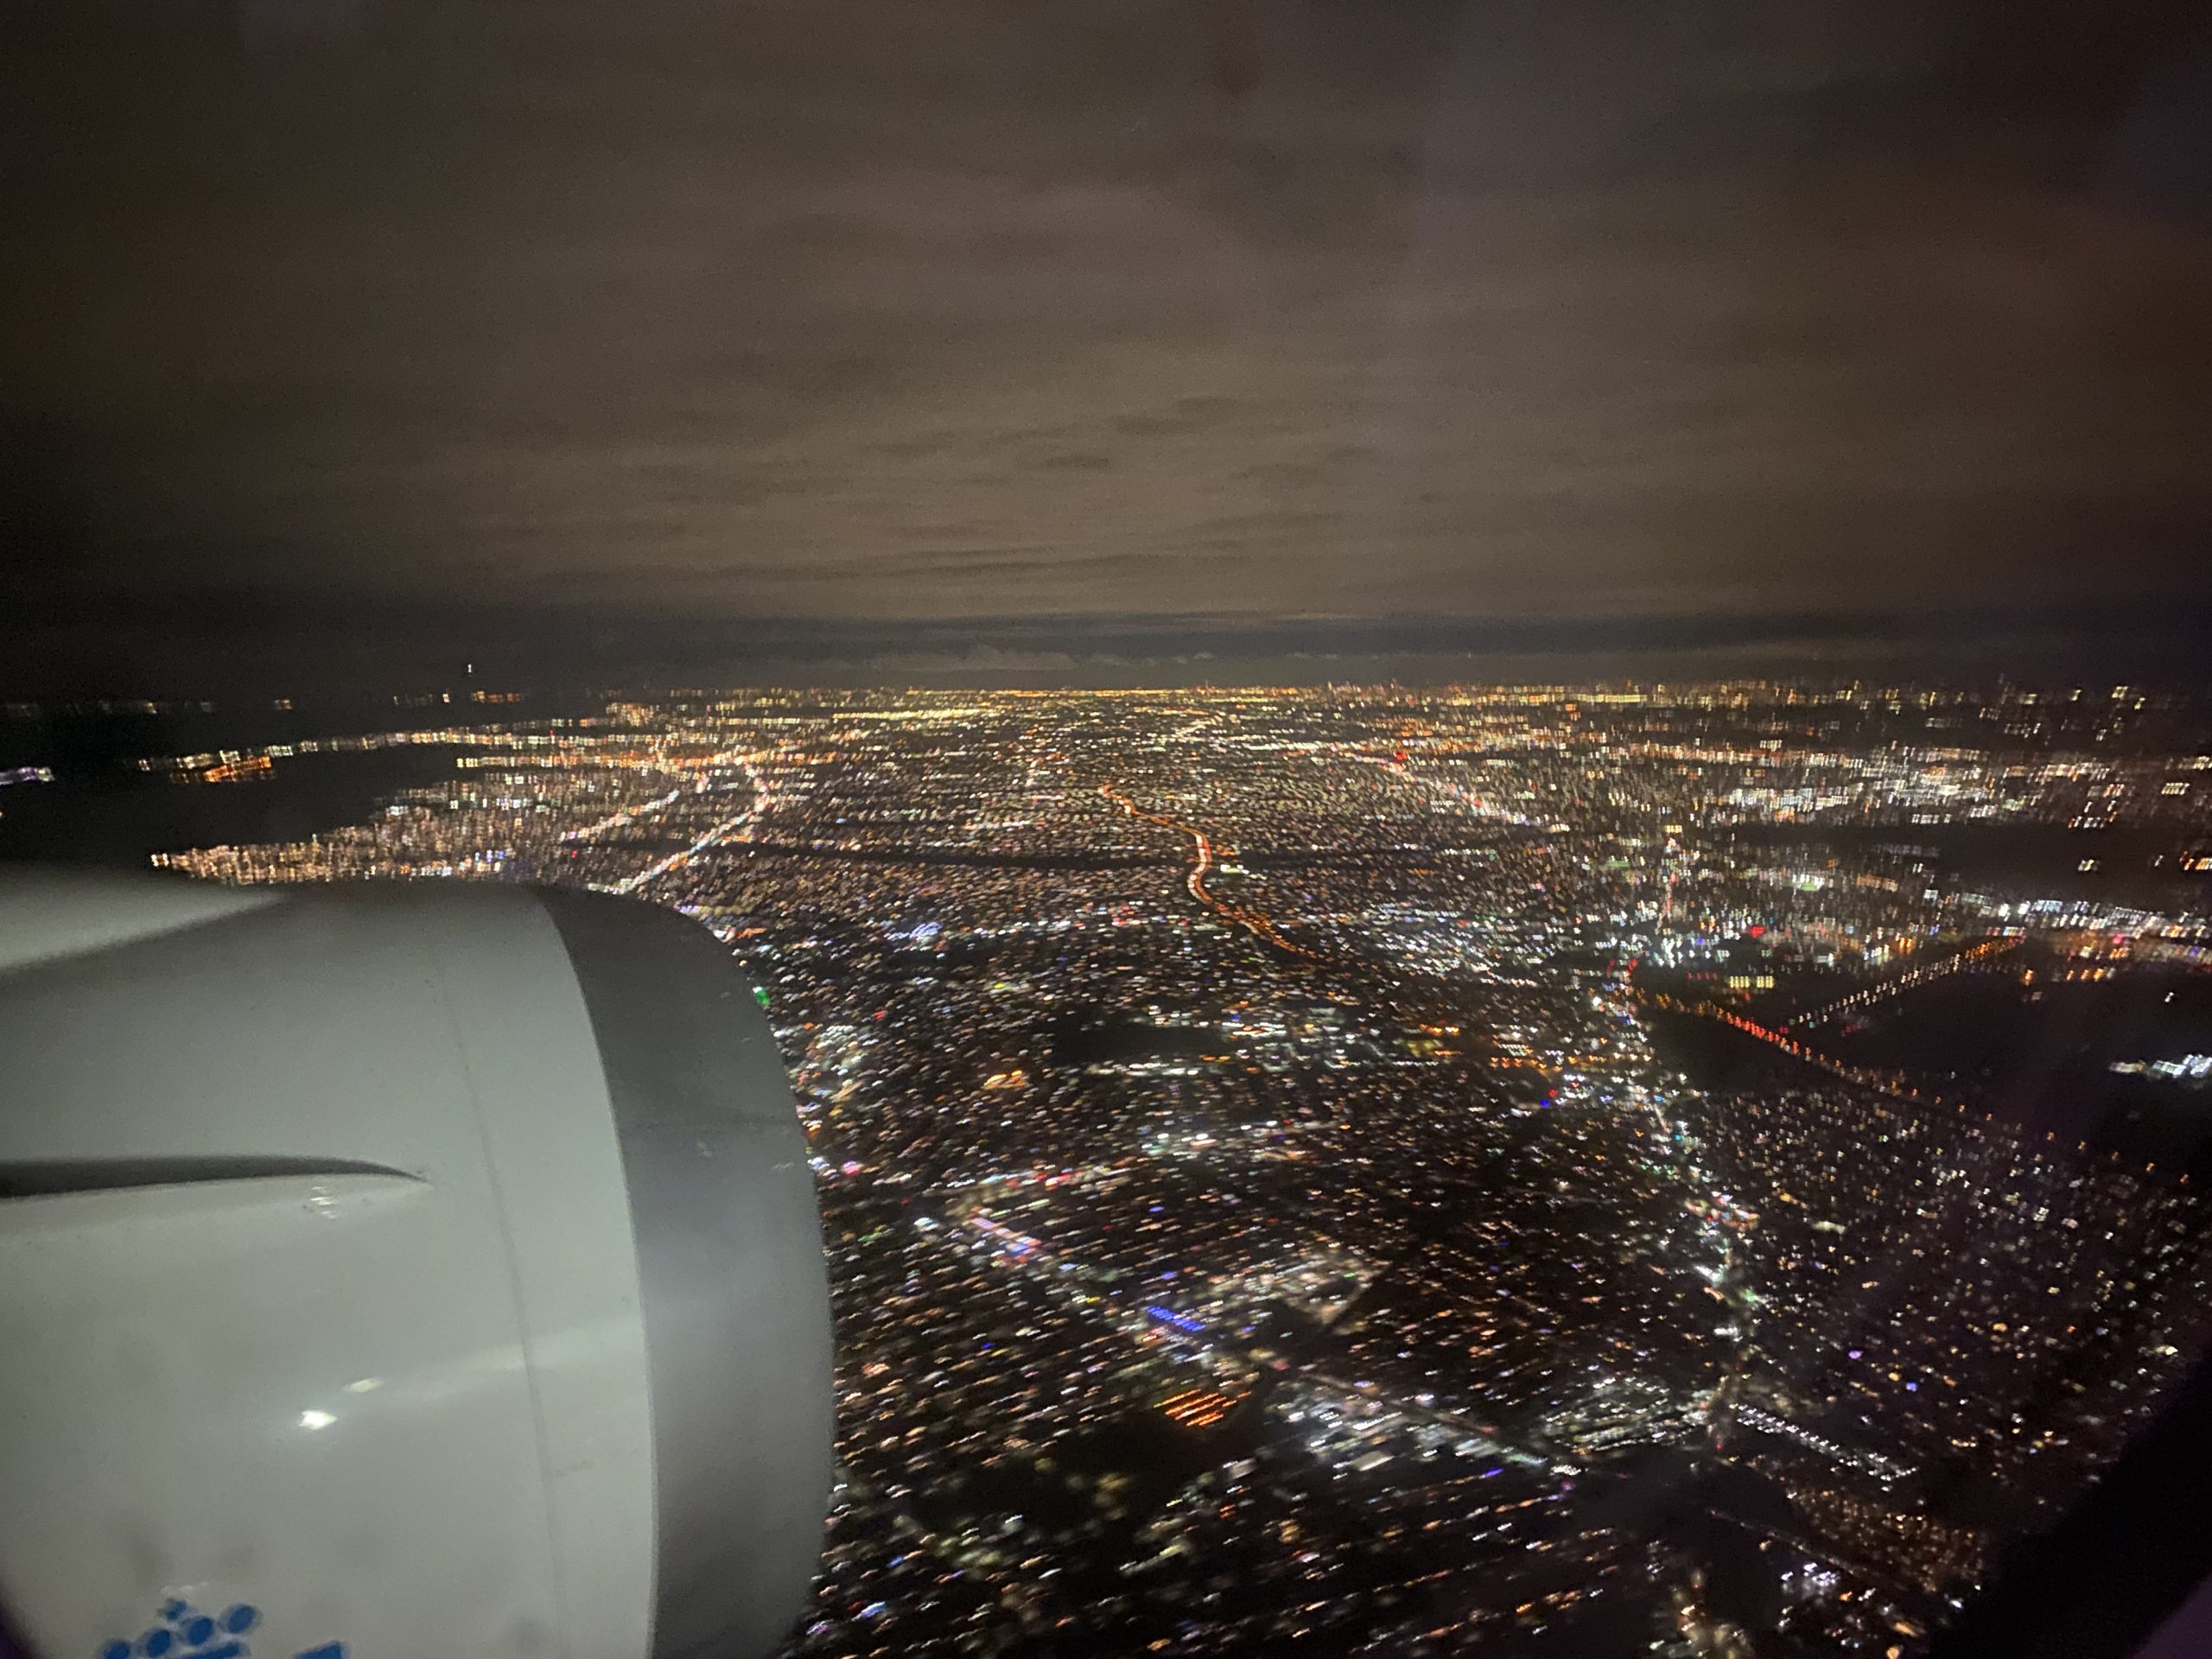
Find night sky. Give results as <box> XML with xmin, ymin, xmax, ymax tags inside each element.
<box><xmin>4</xmin><ymin>0</ymin><xmax>2209</xmax><ymax>690</ymax></box>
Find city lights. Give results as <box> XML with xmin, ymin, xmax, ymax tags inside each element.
<box><xmin>143</xmin><ymin>681</ymin><xmax>2212</xmax><ymax>1657</ymax></box>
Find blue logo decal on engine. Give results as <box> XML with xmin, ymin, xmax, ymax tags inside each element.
<box><xmin>96</xmin><ymin>1600</ymin><xmax>341</xmax><ymax>1659</ymax></box>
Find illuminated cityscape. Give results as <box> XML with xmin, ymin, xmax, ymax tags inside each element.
<box><xmin>135</xmin><ymin>681</ymin><xmax>2212</xmax><ymax>1656</ymax></box>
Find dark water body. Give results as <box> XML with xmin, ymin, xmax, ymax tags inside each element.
<box><xmin>0</xmin><ymin>747</ymin><xmax>466</xmax><ymax>866</ymax></box>
<box><xmin>1048</xmin><ymin>1012</ymin><xmax>1224</xmax><ymax>1068</ymax></box>
<box><xmin>1827</xmin><ymin>971</ymin><xmax>2212</xmax><ymax>1169</ymax></box>
<box><xmin>1723</xmin><ymin>821</ymin><xmax>2212</xmax><ymax>909</ymax></box>
<box><xmin>1650</xmin><ymin>979</ymin><xmax>2212</xmax><ymax>1179</ymax></box>
<box><xmin>0</xmin><ymin>692</ymin><xmax>588</xmax><ymax>775</ymax></box>
<box><xmin>1824</xmin><ymin>969</ymin><xmax>2212</xmax><ymax>1082</ymax></box>
<box><xmin>0</xmin><ymin>693</ymin><xmax>600</xmax><ymax>867</ymax></box>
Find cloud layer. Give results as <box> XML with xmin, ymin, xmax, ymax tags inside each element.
<box><xmin>3</xmin><ymin>0</ymin><xmax>2209</xmax><ymax>686</ymax></box>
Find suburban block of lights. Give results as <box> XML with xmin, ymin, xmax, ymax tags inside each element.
<box><xmin>149</xmin><ymin>683</ymin><xmax>2212</xmax><ymax>1658</ymax></box>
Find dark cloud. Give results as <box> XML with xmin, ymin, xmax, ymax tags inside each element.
<box><xmin>1113</xmin><ymin>397</ymin><xmax>1249</xmax><ymax>438</ymax></box>
<box><xmin>2</xmin><ymin>0</ymin><xmax>2209</xmax><ymax>690</ymax></box>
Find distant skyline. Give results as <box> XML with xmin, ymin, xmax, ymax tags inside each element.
<box><xmin>10</xmin><ymin>598</ymin><xmax>2210</xmax><ymax>702</ymax></box>
<box><xmin>5</xmin><ymin>0</ymin><xmax>2210</xmax><ymax>695</ymax></box>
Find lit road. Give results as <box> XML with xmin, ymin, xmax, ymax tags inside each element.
<box><xmin>1098</xmin><ymin>782</ymin><xmax>1324</xmax><ymax>960</ymax></box>
<box><xmin>604</xmin><ymin>747</ymin><xmax>779</xmax><ymax>896</ymax></box>
<box><xmin>559</xmin><ymin>787</ymin><xmax>684</xmax><ymax>847</ymax></box>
